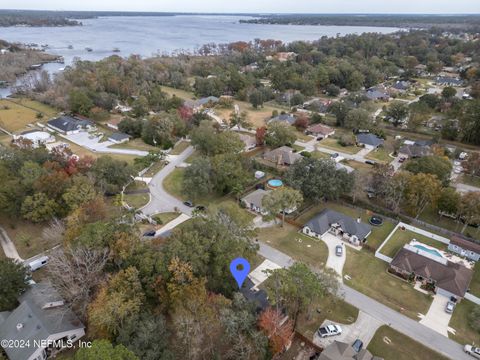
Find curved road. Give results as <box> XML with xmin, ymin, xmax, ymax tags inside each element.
<box><xmin>140</xmin><ymin>145</ymin><xmax>195</xmax><ymax>216</ymax></box>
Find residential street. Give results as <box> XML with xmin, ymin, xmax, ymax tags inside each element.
<box><xmin>140</xmin><ymin>145</ymin><xmax>195</xmax><ymax>216</ymax></box>
<box><xmin>454</xmin><ymin>182</ymin><xmax>480</xmax><ymax>193</ymax></box>
<box><xmin>258</xmin><ymin>240</ymin><xmax>469</xmax><ymax>360</ymax></box>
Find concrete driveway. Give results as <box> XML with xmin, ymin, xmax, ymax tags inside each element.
<box><xmin>419</xmin><ymin>294</ymin><xmax>453</xmax><ymax>337</ymax></box>
<box><xmin>61</xmin><ymin>132</ymin><xmax>148</xmax><ymax>156</ymax></box>
<box><xmin>0</xmin><ymin>226</ymin><xmax>23</xmax><ymax>261</ymax></box>
<box><xmin>313</xmin><ymin>311</ymin><xmax>383</xmax><ymax>348</ymax></box>
<box><xmin>320</xmin><ymin>233</ymin><xmax>346</xmax><ymax>277</ymax></box>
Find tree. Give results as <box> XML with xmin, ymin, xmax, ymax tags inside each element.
<box><xmin>262</xmin><ymin>187</ymin><xmax>303</xmax><ymax>226</ymax></box>
<box><xmin>74</xmin><ymin>340</ymin><xmax>138</xmax><ymax>360</ymax></box>
<box><xmin>141</xmin><ymin>117</ymin><xmax>175</xmax><ymax>149</ymax></box>
<box><xmin>460</xmin><ymin>100</ymin><xmax>480</xmax><ymax>145</ymax></box>
<box><xmin>265</xmin><ymin>263</ymin><xmax>338</xmax><ymax>328</ymax></box>
<box><xmin>458</xmin><ymin>192</ymin><xmax>480</xmax><ymax>233</ymax></box>
<box><xmin>191</xmin><ymin>121</ymin><xmax>243</xmax><ymax>155</ymax></box>
<box><xmin>90</xmin><ymin>156</ymin><xmax>135</xmax><ymax>194</ymax></box>
<box><xmin>211</xmin><ymin>153</ymin><xmax>251</xmax><ymax>195</ymax></box>
<box><xmin>404</xmin><ymin>173</ymin><xmax>442</xmax><ymax>217</ymax></box>
<box><xmin>463</xmin><ymin>153</ymin><xmax>480</xmax><ymax>177</ymax></box>
<box><xmin>46</xmin><ymin>246</ymin><xmax>109</xmax><ymax>319</ymax></box>
<box><xmin>383</xmin><ymin>171</ymin><xmax>412</xmax><ymax>214</ymax></box>
<box><xmin>404</xmin><ymin>155</ymin><xmax>453</xmax><ymax>186</ymax></box>
<box><xmin>69</xmin><ymin>90</ymin><xmax>93</xmax><ymax>116</ymax></box>
<box><xmin>328</xmin><ymin>102</ymin><xmax>350</xmax><ymax>127</ymax></box>
<box><xmin>118</xmin><ymin>118</ymin><xmax>143</xmax><ymax>138</ymax></box>
<box><xmin>285</xmin><ymin>158</ymin><xmax>354</xmax><ymax>202</ymax></box>
<box><xmin>325</xmin><ymin>84</ymin><xmax>340</xmax><ymax>97</ymax></box>
<box><xmin>0</xmin><ymin>259</ymin><xmax>28</xmax><ymax>311</ymax></box>
<box><xmin>182</xmin><ymin>157</ymin><xmax>213</xmax><ymax>200</ymax></box>
<box><xmin>63</xmin><ymin>176</ymin><xmax>97</xmax><ymax>211</ymax></box>
<box><xmin>265</xmin><ymin>122</ymin><xmax>296</xmax><ymax>148</ymax></box>
<box><xmin>442</xmin><ymin>86</ymin><xmax>457</xmax><ymax>99</ymax></box>
<box><xmin>293</xmin><ymin>114</ymin><xmax>309</xmax><ymax>131</ymax></box>
<box><xmin>249</xmin><ymin>89</ymin><xmax>264</xmax><ymax>109</ymax></box>
<box><xmin>131</xmin><ymin>95</ymin><xmax>149</xmax><ymax>118</ymax></box>
<box><xmin>386</xmin><ymin>102</ymin><xmax>409</xmax><ymax>127</ymax></box>
<box><xmin>21</xmin><ymin>192</ymin><xmax>59</xmax><ymax>223</ymax></box>
<box><xmin>437</xmin><ymin>188</ymin><xmax>461</xmax><ymax>217</ymax></box>
<box><xmin>345</xmin><ymin>108</ymin><xmax>370</xmax><ymax>129</ymax></box>
<box><xmin>229</xmin><ymin>111</ymin><xmax>250</xmax><ymax>130</ymax></box>
<box><xmin>88</xmin><ymin>267</ymin><xmax>145</xmax><ymax>338</ymax></box>
<box><xmin>256</xmin><ymin>126</ymin><xmax>267</xmax><ymax>146</ymax></box>
<box><xmin>258</xmin><ymin>307</ymin><xmax>294</xmax><ymax>355</ymax></box>
<box><xmin>116</xmin><ymin>313</ymin><xmax>174</xmax><ymax>360</ymax></box>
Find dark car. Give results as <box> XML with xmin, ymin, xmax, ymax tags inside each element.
<box><xmin>331</xmin><ymin>153</ymin><xmax>339</xmax><ymax>159</ymax></box>
<box><xmin>398</xmin><ymin>157</ymin><xmax>406</xmax><ymax>163</ymax></box>
<box><xmin>255</xmin><ymin>183</ymin><xmax>265</xmax><ymax>190</ymax></box>
<box><xmin>183</xmin><ymin>200</ymin><xmax>194</xmax><ymax>207</ymax></box>
<box><xmin>143</xmin><ymin>230</ymin><xmax>156</xmax><ymax>237</ymax></box>
<box><xmin>195</xmin><ymin>205</ymin><xmax>206</xmax><ymax>212</ymax></box>
<box><xmin>365</xmin><ymin>160</ymin><xmax>376</xmax><ymax>165</ymax></box>
<box><xmin>352</xmin><ymin>339</ymin><xmax>363</xmax><ymax>353</ymax></box>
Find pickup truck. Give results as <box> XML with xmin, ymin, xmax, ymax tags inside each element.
<box><xmin>317</xmin><ymin>324</ymin><xmax>342</xmax><ymax>338</ymax></box>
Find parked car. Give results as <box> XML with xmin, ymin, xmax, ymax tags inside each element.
<box><xmin>335</xmin><ymin>245</ymin><xmax>343</xmax><ymax>257</ymax></box>
<box><xmin>445</xmin><ymin>301</ymin><xmax>455</xmax><ymax>313</ymax></box>
<box><xmin>195</xmin><ymin>205</ymin><xmax>206</xmax><ymax>212</ymax></box>
<box><xmin>143</xmin><ymin>230</ymin><xmax>156</xmax><ymax>237</ymax></box>
<box><xmin>331</xmin><ymin>153</ymin><xmax>339</xmax><ymax>159</ymax></box>
<box><xmin>365</xmin><ymin>160</ymin><xmax>376</xmax><ymax>165</ymax></box>
<box><xmin>352</xmin><ymin>339</ymin><xmax>363</xmax><ymax>353</ymax></box>
<box><xmin>398</xmin><ymin>157</ymin><xmax>407</xmax><ymax>163</ymax></box>
<box><xmin>27</xmin><ymin>256</ymin><xmax>49</xmax><ymax>272</ymax></box>
<box><xmin>464</xmin><ymin>345</ymin><xmax>480</xmax><ymax>359</ymax></box>
<box><xmin>317</xmin><ymin>324</ymin><xmax>342</xmax><ymax>338</ymax></box>
<box><xmin>183</xmin><ymin>200</ymin><xmax>194</xmax><ymax>207</ymax></box>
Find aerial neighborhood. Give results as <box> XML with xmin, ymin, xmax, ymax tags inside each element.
<box><xmin>0</xmin><ymin>8</ymin><xmax>480</xmax><ymax>360</ymax></box>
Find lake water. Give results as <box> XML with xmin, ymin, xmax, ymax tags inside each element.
<box><xmin>0</xmin><ymin>15</ymin><xmax>401</xmax><ymax>97</ymax></box>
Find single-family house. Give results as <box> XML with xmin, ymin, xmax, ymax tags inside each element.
<box><xmin>366</xmin><ymin>88</ymin><xmax>390</xmax><ymax>101</ymax></box>
<box><xmin>239</xmin><ymin>133</ymin><xmax>257</xmax><ymax>151</ymax></box>
<box><xmin>319</xmin><ymin>341</ymin><xmax>383</xmax><ymax>360</ymax></box>
<box><xmin>391</xmin><ymin>80</ymin><xmax>410</xmax><ymax>92</ymax></box>
<box><xmin>47</xmin><ymin>116</ymin><xmax>95</xmax><ymax>135</ymax></box>
<box><xmin>106</xmin><ymin>118</ymin><xmax>122</xmax><ymax>130</ymax></box>
<box><xmin>448</xmin><ymin>236</ymin><xmax>480</xmax><ymax>262</ymax></box>
<box><xmin>268</xmin><ymin>114</ymin><xmax>296</xmax><ymax>126</ymax></box>
<box><xmin>108</xmin><ymin>132</ymin><xmax>130</xmax><ymax>144</ymax></box>
<box><xmin>356</xmin><ymin>133</ymin><xmax>384</xmax><ymax>150</ymax></box>
<box><xmin>241</xmin><ymin>189</ymin><xmax>270</xmax><ymax>215</ymax></box>
<box><xmin>306</xmin><ymin>124</ymin><xmax>335</xmax><ymax>139</ymax></box>
<box><xmin>263</xmin><ymin>146</ymin><xmax>302</xmax><ymax>166</ymax></box>
<box><xmin>414</xmin><ymin>64</ymin><xmax>428</xmax><ymax>77</ymax></box>
<box><xmin>0</xmin><ymin>283</ymin><xmax>85</xmax><ymax>360</ymax></box>
<box><xmin>184</xmin><ymin>96</ymin><xmax>219</xmax><ymax>112</ymax></box>
<box><xmin>274</xmin><ymin>52</ymin><xmax>297</xmax><ymax>62</ymax></box>
<box><xmin>336</xmin><ymin>162</ymin><xmax>355</xmax><ymax>174</ymax></box>
<box><xmin>390</xmin><ymin>245</ymin><xmax>473</xmax><ymax>299</ymax></box>
<box><xmin>13</xmin><ymin>130</ymin><xmax>55</xmax><ymax>148</ymax></box>
<box><xmin>398</xmin><ymin>140</ymin><xmax>433</xmax><ymax>159</ymax></box>
<box><xmin>303</xmin><ymin>99</ymin><xmax>332</xmax><ymax>114</ymax></box>
<box><xmin>434</xmin><ymin>76</ymin><xmax>464</xmax><ymax>87</ymax></box>
<box><xmin>302</xmin><ymin>209</ymin><xmax>372</xmax><ymax>246</ymax></box>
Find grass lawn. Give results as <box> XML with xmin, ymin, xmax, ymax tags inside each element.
<box><xmin>368</xmin><ymin>325</ymin><xmax>450</xmax><ymax>360</ymax></box>
<box><xmin>318</xmin><ymin>138</ymin><xmax>361</xmax><ymax>154</ymax></box>
<box><xmin>257</xmin><ymin>224</ymin><xmax>329</xmax><ymax>268</ymax></box>
<box><xmin>0</xmin><ymin>215</ymin><xmax>60</xmax><ymax>259</ymax></box>
<box><xmin>296</xmin><ymin>201</ymin><xmax>396</xmax><ymax>250</ymax></box>
<box><xmin>9</xmin><ymin>98</ymin><xmax>57</xmax><ymax>118</ymax></box>
<box><xmin>144</xmin><ymin>160</ymin><xmax>165</xmax><ymax>177</ymax></box>
<box><xmin>110</xmin><ymin>138</ymin><xmax>158</xmax><ymax>152</ymax></box>
<box><xmin>294</xmin><ymin>130</ymin><xmax>312</xmax><ymax>142</ymax></box>
<box><xmin>311</xmin><ymin>150</ymin><xmax>330</xmax><ymax>159</ymax></box>
<box><xmin>470</xmin><ymin>265</ymin><xmax>480</xmax><ymax>297</ymax></box>
<box><xmin>152</xmin><ymin>212</ymin><xmax>179</xmax><ymax>226</ymax></box>
<box><xmin>366</xmin><ymin>148</ymin><xmax>392</xmax><ymax>163</ymax></box>
<box><xmin>0</xmin><ymin>99</ymin><xmax>44</xmax><ymax>132</ymax></box>
<box><xmin>449</xmin><ymin>300</ymin><xmax>480</xmax><ymax>345</ymax></box>
<box><xmin>123</xmin><ymin>193</ymin><xmax>150</xmax><ymax>209</ymax></box>
<box><xmin>344</xmin><ymin>248</ymin><xmax>433</xmax><ymax>319</ymax></box>
<box><xmin>460</xmin><ymin>175</ymin><xmax>480</xmax><ymax>189</ymax></box>
<box><xmin>379</xmin><ymin>228</ymin><xmax>447</xmax><ymax>258</ymax></box>
<box><xmin>297</xmin><ymin>296</ymin><xmax>359</xmax><ymax>340</ymax></box>
<box><xmin>170</xmin><ymin>140</ymin><xmax>190</xmax><ymax>155</ymax></box>
<box><xmin>292</xmin><ymin>143</ymin><xmax>305</xmax><ymax>152</ymax></box>
<box><xmin>161</xmin><ymin>86</ymin><xmax>197</xmax><ymax>100</ymax></box>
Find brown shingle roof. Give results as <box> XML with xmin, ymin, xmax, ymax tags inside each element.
<box><xmin>451</xmin><ymin>236</ymin><xmax>480</xmax><ymax>254</ymax></box>
<box><xmin>307</xmin><ymin>123</ymin><xmax>335</xmax><ymax>136</ymax></box>
<box><xmin>390</xmin><ymin>248</ymin><xmax>473</xmax><ymax>297</ymax></box>
<box><xmin>263</xmin><ymin>146</ymin><xmax>302</xmax><ymax>166</ymax></box>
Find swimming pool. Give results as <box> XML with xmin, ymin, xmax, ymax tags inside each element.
<box><xmin>267</xmin><ymin>179</ymin><xmax>283</xmax><ymax>188</ymax></box>
<box><xmin>413</xmin><ymin>244</ymin><xmax>443</xmax><ymax>258</ymax></box>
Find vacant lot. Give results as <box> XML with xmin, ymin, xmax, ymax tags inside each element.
<box><xmin>0</xmin><ymin>99</ymin><xmax>44</xmax><ymax>132</ymax></box>
<box><xmin>368</xmin><ymin>325</ymin><xmax>450</xmax><ymax>360</ymax></box>
<box><xmin>295</xmin><ymin>201</ymin><xmax>396</xmax><ymax>250</ymax></box>
<box><xmin>379</xmin><ymin>228</ymin><xmax>447</xmax><ymax>258</ymax></box>
<box><xmin>9</xmin><ymin>98</ymin><xmax>57</xmax><ymax>118</ymax></box>
<box><xmin>470</xmin><ymin>265</ymin><xmax>480</xmax><ymax>297</ymax></box>
<box><xmin>110</xmin><ymin>138</ymin><xmax>158</xmax><ymax>152</ymax></box>
<box><xmin>448</xmin><ymin>299</ymin><xmax>480</xmax><ymax>345</ymax></box>
<box><xmin>257</xmin><ymin>224</ymin><xmax>329</xmax><ymax>268</ymax></box>
<box><xmin>318</xmin><ymin>138</ymin><xmax>361</xmax><ymax>154</ymax></box>
<box><xmin>343</xmin><ymin>248</ymin><xmax>432</xmax><ymax>320</ymax></box>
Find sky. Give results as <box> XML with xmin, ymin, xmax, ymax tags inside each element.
<box><xmin>2</xmin><ymin>0</ymin><xmax>480</xmax><ymax>14</ymax></box>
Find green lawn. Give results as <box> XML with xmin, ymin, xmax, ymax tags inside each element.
<box><xmin>368</xmin><ymin>325</ymin><xmax>450</xmax><ymax>360</ymax></box>
<box><xmin>343</xmin><ymin>248</ymin><xmax>433</xmax><ymax>320</ymax></box>
<box><xmin>379</xmin><ymin>228</ymin><xmax>447</xmax><ymax>258</ymax></box>
<box><xmin>8</xmin><ymin>98</ymin><xmax>57</xmax><ymax>118</ymax></box>
<box><xmin>0</xmin><ymin>99</ymin><xmax>45</xmax><ymax>132</ymax></box>
<box><xmin>461</xmin><ymin>175</ymin><xmax>480</xmax><ymax>188</ymax></box>
<box><xmin>311</xmin><ymin>151</ymin><xmax>330</xmax><ymax>159</ymax></box>
<box><xmin>153</xmin><ymin>212</ymin><xmax>179</xmax><ymax>226</ymax></box>
<box><xmin>470</xmin><ymin>265</ymin><xmax>480</xmax><ymax>297</ymax></box>
<box><xmin>318</xmin><ymin>138</ymin><xmax>361</xmax><ymax>154</ymax></box>
<box><xmin>123</xmin><ymin>193</ymin><xmax>150</xmax><ymax>209</ymax></box>
<box><xmin>296</xmin><ymin>201</ymin><xmax>396</xmax><ymax>250</ymax></box>
<box><xmin>366</xmin><ymin>148</ymin><xmax>392</xmax><ymax>163</ymax></box>
<box><xmin>257</xmin><ymin>224</ymin><xmax>329</xmax><ymax>268</ymax></box>
<box><xmin>144</xmin><ymin>160</ymin><xmax>165</xmax><ymax>177</ymax></box>
<box><xmin>170</xmin><ymin>140</ymin><xmax>190</xmax><ymax>155</ymax></box>
<box><xmin>110</xmin><ymin>138</ymin><xmax>158</xmax><ymax>152</ymax></box>
<box><xmin>449</xmin><ymin>300</ymin><xmax>480</xmax><ymax>346</ymax></box>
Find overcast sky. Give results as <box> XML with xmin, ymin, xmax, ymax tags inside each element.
<box><xmin>3</xmin><ymin>0</ymin><xmax>480</xmax><ymax>14</ymax></box>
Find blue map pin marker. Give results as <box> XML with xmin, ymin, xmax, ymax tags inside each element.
<box><xmin>230</xmin><ymin>257</ymin><xmax>250</xmax><ymax>289</ymax></box>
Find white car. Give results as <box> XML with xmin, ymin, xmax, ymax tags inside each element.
<box><xmin>465</xmin><ymin>345</ymin><xmax>480</xmax><ymax>359</ymax></box>
<box><xmin>318</xmin><ymin>324</ymin><xmax>342</xmax><ymax>338</ymax></box>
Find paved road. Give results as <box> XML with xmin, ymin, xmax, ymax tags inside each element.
<box><xmin>454</xmin><ymin>182</ymin><xmax>480</xmax><ymax>193</ymax></box>
<box><xmin>141</xmin><ymin>145</ymin><xmax>195</xmax><ymax>216</ymax></box>
<box><xmin>0</xmin><ymin>226</ymin><xmax>23</xmax><ymax>261</ymax></box>
<box><xmin>258</xmin><ymin>240</ymin><xmax>467</xmax><ymax>360</ymax></box>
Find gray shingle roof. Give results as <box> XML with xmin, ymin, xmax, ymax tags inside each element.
<box><xmin>0</xmin><ymin>283</ymin><xmax>84</xmax><ymax>360</ymax></box>
<box><xmin>241</xmin><ymin>189</ymin><xmax>269</xmax><ymax>209</ymax></box>
<box><xmin>268</xmin><ymin>114</ymin><xmax>296</xmax><ymax>125</ymax></box>
<box><xmin>47</xmin><ymin>116</ymin><xmax>94</xmax><ymax>133</ymax></box>
<box><xmin>108</xmin><ymin>132</ymin><xmax>130</xmax><ymax>142</ymax></box>
<box><xmin>263</xmin><ymin>146</ymin><xmax>302</xmax><ymax>165</ymax></box>
<box><xmin>356</xmin><ymin>133</ymin><xmax>384</xmax><ymax>147</ymax></box>
<box><xmin>304</xmin><ymin>209</ymin><xmax>372</xmax><ymax>241</ymax></box>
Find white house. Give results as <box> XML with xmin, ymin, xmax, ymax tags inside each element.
<box><xmin>108</xmin><ymin>132</ymin><xmax>131</xmax><ymax>144</ymax></box>
<box><xmin>47</xmin><ymin>116</ymin><xmax>95</xmax><ymax>135</ymax></box>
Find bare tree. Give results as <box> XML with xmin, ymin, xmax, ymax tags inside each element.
<box><xmin>46</xmin><ymin>246</ymin><xmax>109</xmax><ymax>319</ymax></box>
<box><xmin>42</xmin><ymin>218</ymin><xmax>65</xmax><ymax>245</ymax></box>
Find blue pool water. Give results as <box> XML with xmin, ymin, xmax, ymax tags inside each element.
<box><xmin>413</xmin><ymin>244</ymin><xmax>443</xmax><ymax>258</ymax></box>
<box><xmin>268</xmin><ymin>179</ymin><xmax>283</xmax><ymax>187</ymax></box>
